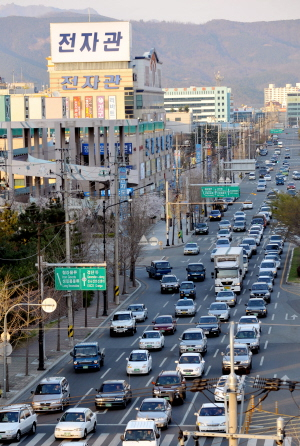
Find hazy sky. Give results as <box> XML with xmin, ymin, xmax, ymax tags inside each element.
<box><xmin>12</xmin><ymin>0</ymin><xmax>300</xmax><ymax>23</ymax></box>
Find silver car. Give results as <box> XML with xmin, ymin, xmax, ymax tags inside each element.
<box><xmin>184</xmin><ymin>243</ymin><xmax>200</xmax><ymax>255</ymax></box>
<box><xmin>234</xmin><ymin>327</ymin><xmax>260</xmax><ymax>353</ymax></box>
<box><xmin>136</xmin><ymin>398</ymin><xmax>172</xmax><ymax>429</ymax></box>
<box><xmin>237</xmin><ymin>315</ymin><xmax>261</xmax><ymax>333</ymax></box>
<box><xmin>127</xmin><ymin>303</ymin><xmax>148</xmax><ymax>322</ymax></box>
<box><xmin>179</xmin><ymin>328</ymin><xmax>207</xmax><ymax>354</ymax></box>
<box><xmin>174</xmin><ymin>298</ymin><xmax>196</xmax><ymax>317</ymax></box>
<box><xmin>208</xmin><ymin>302</ymin><xmax>230</xmax><ymax>321</ymax></box>
<box><xmin>31</xmin><ymin>377</ymin><xmax>70</xmax><ymax>412</ymax></box>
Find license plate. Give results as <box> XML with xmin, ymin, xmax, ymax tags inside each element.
<box><xmin>168</xmin><ymin>288</ymin><xmax>173</xmax><ymax>291</ymax></box>
<box><xmin>64</xmin><ymin>433</ymin><xmax>71</xmax><ymax>436</ymax></box>
<box><xmin>134</xmin><ymin>369</ymin><xmax>140</xmax><ymax>371</ymax></box>
<box><xmin>42</xmin><ymin>407</ymin><xmax>49</xmax><ymax>410</ymax></box>
<box><xmin>105</xmin><ymin>403</ymin><xmax>112</xmax><ymax>407</ymax></box>
<box><xmin>163</xmin><ymin>396</ymin><xmax>170</xmax><ymax>400</ymax></box>
<box><xmin>147</xmin><ymin>345</ymin><xmax>152</xmax><ymax>348</ymax></box>
<box><xmin>185</xmin><ymin>372</ymin><xmax>191</xmax><ymax>375</ymax></box>
<box><xmin>224</xmin><ymin>286</ymin><xmax>230</xmax><ymax>290</ymax></box>
<box><xmin>253</xmin><ymin>313</ymin><xmax>258</xmax><ymax>316</ymax></box>
<box><xmin>182</xmin><ymin>311</ymin><xmax>187</xmax><ymax>314</ymax></box>
<box><xmin>188</xmin><ymin>348</ymin><xmax>194</xmax><ymax>351</ymax></box>
<box><xmin>83</xmin><ymin>366</ymin><xmax>88</xmax><ymax>369</ymax></box>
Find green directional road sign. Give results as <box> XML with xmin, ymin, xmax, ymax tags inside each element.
<box><xmin>201</xmin><ymin>186</ymin><xmax>240</xmax><ymax>198</ymax></box>
<box><xmin>270</xmin><ymin>129</ymin><xmax>283</xmax><ymax>134</ymax></box>
<box><xmin>55</xmin><ymin>267</ymin><xmax>106</xmax><ymax>291</ymax></box>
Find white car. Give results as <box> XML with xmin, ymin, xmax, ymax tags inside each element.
<box><xmin>264</xmin><ymin>174</ymin><xmax>272</xmax><ymax>181</ymax></box>
<box><xmin>0</xmin><ymin>405</ymin><xmax>37</xmax><ymax>442</ymax></box>
<box><xmin>250</xmin><ymin>224</ymin><xmax>264</xmax><ymax>237</ymax></box>
<box><xmin>218</xmin><ymin>220</ymin><xmax>232</xmax><ymax>230</ymax></box>
<box><xmin>233</xmin><ymin>211</ymin><xmax>246</xmax><ymax>221</ymax></box>
<box><xmin>217</xmin><ymin>228</ymin><xmax>232</xmax><ymax>241</ymax></box>
<box><xmin>242</xmin><ymin>201</ymin><xmax>253</xmax><ymax>210</ymax></box>
<box><xmin>260</xmin><ymin>206</ymin><xmax>272</xmax><ymax>218</ymax></box>
<box><xmin>248</xmin><ymin>231</ymin><xmax>261</xmax><ymax>246</ymax></box>
<box><xmin>215</xmin><ymin>290</ymin><xmax>237</xmax><ymax>307</ymax></box>
<box><xmin>126</xmin><ymin>350</ymin><xmax>152</xmax><ymax>375</ymax></box>
<box><xmin>214</xmin><ymin>375</ymin><xmax>245</xmax><ymax>402</ymax></box>
<box><xmin>139</xmin><ymin>331</ymin><xmax>165</xmax><ymax>350</ymax></box>
<box><xmin>174</xmin><ymin>298</ymin><xmax>197</xmax><ymax>316</ymax></box>
<box><xmin>208</xmin><ymin>302</ymin><xmax>230</xmax><ymax>321</ymax></box>
<box><xmin>136</xmin><ymin>398</ymin><xmax>172</xmax><ymax>429</ymax></box>
<box><xmin>248</xmin><ymin>172</ymin><xmax>256</xmax><ymax>180</ymax></box>
<box><xmin>195</xmin><ymin>403</ymin><xmax>226</xmax><ymax>432</ymax></box>
<box><xmin>215</xmin><ymin>238</ymin><xmax>231</xmax><ymax>249</ymax></box>
<box><xmin>127</xmin><ymin>303</ymin><xmax>148</xmax><ymax>322</ymax></box>
<box><xmin>237</xmin><ymin>315</ymin><xmax>261</xmax><ymax>333</ymax></box>
<box><xmin>184</xmin><ymin>243</ymin><xmax>200</xmax><ymax>255</ymax></box>
<box><xmin>259</xmin><ymin>260</ymin><xmax>278</xmax><ymax>277</ymax></box>
<box><xmin>175</xmin><ymin>353</ymin><xmax>205</xmax><ymax>378</ymax></box>
<box><xmin>54</xmin><ymin>408</ymin><xmax>97</xmax><ymax>440</ymax></box>
<box><xmin>243</xmin><ymin>255</ymin><xmax>248</xmax><ymax>274</ymax></box>
<box><xmin>256</xmin><ymin>275</ymin><xmax>274</xmax><ymax>292</ymax></box>
<box><xmin>257</xmin><ymin>184</ymin><xmax>266</xmax><ymax>192</ymax></box>
<box><xmin>265</xmin><ymin>254</ymin><xmax>281</xmax><ymax>270</ymax></box>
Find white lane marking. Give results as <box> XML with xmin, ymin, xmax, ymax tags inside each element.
<box><xmin>197</xmin><ymin>304</ymin><xmax>202</xmax><ymax>311</ymax></box>
<box><xmin>171</xmin><ymin>344</ymin><xmax>177</xmax><ymax>351</ymax></box>
<box><xmin>110</xmin><ymin>433</ymin><xmax>126</xmax><ymax>446</ymax></box>
<box><xmin>131</xmin><ymin>337</ymin><xmax>139</xmax><ymax>346</ymax></box>
<box><xmin>268</xmin><ymin>327</ymin><xmax>272</xmax><ymax>334</ymax></box>
<box><xmin>277</xmin><ymin>291</ymin><xmax>280</xmax><ymax>298</ymax></box>
<box><xmin>38</xmin><ymin>435</ymin><xmax>55</xmax><ymax>446</ymax></box>
<box><xmin>254</xmin><ymin>264</ymin><xmax>257</xmax><ymax>268</ymax></box>
<box><xmin>272</xmin><ymin>314</ymin><xmax>275</xmax><ymax>320</ymax></box>
<box><xmin>210</xmin><ymin>285</ymin><xmax>214</xmax><ymax>291</ymax></box>
<box><xmin>163</xmin><ymin>301</ymin><xmax>169</xmax><ymax>308</ymax></box>
<box><xmin>205</xmin><ymin>365</ymin><xmax>211</xmax><ymax>376</ymax></box>
<box><xmin>238</xmin><ymin>298</ymin><xmax>242</xmax><ymax>304</ymax></box>
<box><xmin>221</xmin><ymin>335</ymin><xmax>226</xmax><ymax>343</ymax></box>
<box><xmin>74</xmin><ymin>387</ymin><xmax>93</xmax><ymax>407</ymax></box>
<box><xmin>146</xmin><ymin>376</ymin><xmax>154</xmax><ymax>387</ymax></box>
<box><xmin>274</xmin><ymin>303</ymin><xmax>278</xmax><ymax>309</ymax></box>
<box><xmin>100</xmin><ymin>368</ymin><xmax>111</xmax><ymax>379</ymax></box>
<box><xmin>190</xmin><ymin>317</ymin><xmax>195</xmax><ymax>323</ymax></box>
<box><xmin>116</xmin><ymin>352</ymin><xmax>125</xmax><ymax>362</ymax></box>
<box><xmin>250</xmin><ymin>271</ymin><xmax>253</xmax><ymax>276</ymax></box>
<box><xmin>180</xmin><ymin>391</ymin><xmax>199</xmax><ymax>426</ymax></box>
<box><xmin>264</xmin><ymin>340</ymin><xmax>268</xmax><ymax>349</ymax></box>
<box><xmin>243</xmin><ymin>289</ymin><xmax>246</xmax><ymax>294</ymax></box>
<box><xmin>160</xmin><ymin>357</ymin><xmax>167</xmax><ymax>367</ymax></box>
<box><xmin>213</xmin><ymin>349</ymin><xmax>219</xmax><ymax>358</ymax></box>
<box><xmin>119</xmin><ymin>397</ymin><xmax>140</xmax><ymax>425</ymax></box>
<box><xmin>246</xmin><ymin>279</ymin><xmax>250</xmax><ymax>285</ymax></box>
<box><xmin>91</xmin><ymin>433</ymin><xmax>110</xmax><ymax>446</ymax></box>
<box><xmin>96</xmin><ymin>409</ymin><xmax>108</xmax><ymax>415</ymax></box>
<box><xmin>161</xmin><ymin>434</ymin><xmax>174</xmax><ymax>446</ymax></box>
<box><xmin>260</xmin><ymin>356</ymin><xmax>264</xmax><ymax>366</ymax></box>
<box><xmin>204</xmin><ymin>294</ymin><xmax>208</xmax><ymax>301</ymax></box>
<box><xmin>25</xmin><ymin>434</ymin><xmax>46</xmax><ymax>446</ymax></box>
<box><xmin>233</xmin><ymin>309</ymin><xmax>237</xmax><ymax>316</ymax></box>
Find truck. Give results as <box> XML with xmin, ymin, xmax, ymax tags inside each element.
<box><xmin>211</xmin><ymin>247</ymin><xmax>244</xmax><ymax>295</ymax></box>
<box><xmin>70</xmin><ymin>342</ymin><xmax>105</xmax><ymax>372</ymax></box>
<box><xmin>146</xmin><ymin>260</ymin><xmax>172</xmax><ymax>278</ymax></box>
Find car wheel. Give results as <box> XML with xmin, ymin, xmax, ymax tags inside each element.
<box><xmin>123</xmin><ymin>399</ymin><xmax>127</xmax><ymax>408</ymax></box>
<box><xmin>92</xmin><ymin>422</ymin><xmax>97</xmax><ymax>433</ymax></box>
<box><xmin>30</xmin><ymin>423</ymin><xmax>36</xmax><ymax>435</ymax></box>
<box><xmin>83</xmin><ymin>429</ymin><xmax>87</xmax><ymax>439</ymax></box>
<box><xmin>100</xmin><ymin>357</ymin><xmax>104</xmax><ymax>366</ymax></box>
<box><xmin>131</xmin><ymin>328</ymin><xmax>135</xmax><ymax>336</ymax></box>
<box><xmin>110</xmin><ymin>330</ymin><xmax>115</xmax><ymax>337</ymax></box>
<box><xmin>16</xmin><ymin>431</ymin><xmax>21</xmax><ymax>442</ymax></box>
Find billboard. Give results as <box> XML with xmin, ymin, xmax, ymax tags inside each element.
<box><xmin>108</xmin><ymin>96</ymin><xmax>116</xmax><ymax>119</ymax></box>
<box><xmin>50</xmin><ymin>22</ymin><xmax>131</xmax><ymax>63</ymax></box>
<box><xmin>73</xmin><ymin>96</ymin><xmax>81</xmax><ymax>118</ymax></box>
<box><xmin>85</xmin><ymin>96</ymin><xmax>93</xmax><ymax>118</ymax></box>
<box><xmin>97</xmin><ymin>96</ymin><xmax>105</xmax><ymax>118</ymax></box>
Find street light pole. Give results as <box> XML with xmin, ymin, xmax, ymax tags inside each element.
<box><xmin>37</xmin><ymin>223</ymin><xmax>44</xmax><ymax>371</ymax></box>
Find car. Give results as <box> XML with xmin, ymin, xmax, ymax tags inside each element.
<box><xmin>265</xmin><ymin>254</ymin><xmax>281</xmax><ymax>270</ymax></box>
<box><xmin>195</xmin><ymin>403</ymin><xmax>226</xmax><ymax>432</ymax></box>
<box><xmin>259</xmin><ymin>260</ymin><xmax>278</xmax><ymax>277</ymax></box>
<box><xmin>126</xmin><ymin>350</ymin><xmax>152</xmax><ymax>376</ymax></box>
<box><xmin>239</xmin><ymin>243</ymin><xmax>252</xmax><ymax>258</ymax></box>
<box><xmin>214</xmin><ymin>375</ymin><xmax>245</xmax><ymax>402</ymax></box>
<box><xmin>152</xmin><ymin>315</ymin><xmax>177</xmax><ymax>334</ymax></box>
<box><xmin>215</xmin><ymin>290</ymin><xmax>237</xmax><ymax>307</ymax></box>
<box><xmin>257</xmin><ymin>270</ymin><xmax>275</xmax><ymax>285</ymax></box>
<box><xmin>293</xmin><ymin>172</ymin><xmax>300</xmax><ymax>180</ymax></box>
<box><xmin>139</xmin><ymin>330</ymin><xmax>165</xmax><ymax>350</ymax></box>
<box><xmin>258</xmin><ymin>178</ymin><xmax>267</xmax><ymax>186</ymax></box>
<box><xmin>260</xmin><ymin>205</ymin><xmax>272</xmax><ymax>218</ymax></box>
<box><xmin>218</xmin><ymin>220</ymin><xmax>232</xmax><ymax>230</ymax></box>
<box><xmin>234</xmin><ymin>327</ymin><xmax>260</xmax><ymax>353</ymax></box>
<box><xmin>233</xmin><ymin>211</ymin><xmax>246</xmax><ymax>221</ymax></box>
<box><xmin>222</xmin><ymin>344</ymin><xmax>252</xmax><ymax>374</ymax></box>
<box><xmin>152</xmin><ymin>370</ymin><xmax>186</xmax><ymax>405</ymax></box>
<box><xmin>215</xmin><ymin>238</ymin><xmax>231</xmax><ymax>249</ymax></box>
<box><xmin>269</xmin><ymin>234</ymin><xmax>284</xmax><ymax>247</ymax></box>
<box><xmin>127</xmin><ymin>304</ymin><xmax>148</xmax><ymax>322</ymax></box>
<box><xmin>256</xmin><ymin>275</ymin><xmax>273</xmax><ymax>293</ymax></box>
<box><xmin>287</xmin><ymin>189</ymin><xmax>297</xmax><ymax>196</ymax></box>
<box><xmin>31</xmin><ymin>376</ymin><xmax>70</xmax><ymax>412</ymax></box>
<box><xmin>264</xmin><ymin>174</ymin><xmax>272</xmax><ymax>181</ymax></box>
<box><xmin>136</xmin><ymin>398</ymin><xmax>172</xmax><ymax>429</ymax></box>
<box><xmin>257</xmin><ymin>183</ymin><xmax>266</xmax><ymax>192</ymax></box>
<box><xmin>175</xmin><ymin>298</ymin><xmax>196</xmax><ymax>316</ymax></box>
<box><xmin>257</xmin><ymin>211</ymin><xmax>270</xmax><ymax>224</ymax></box>
<box><xmin>175</xmin><ymin>353</ymin><xmax>205</xmax><ymax>378</ymax></box>
<box><xmin>265</xmin><ymin>243</ymin><xmax>281</xmax><ymax>256</ymax></box>
<box><xmin>242</xmin><ymin>200</ymin><xmax>253</xmax><ymax>210</ymax></box>
<box><xmin>179</xmin><ymin>328</ymin><xmax>207</xmax><ymax>355</ymax></box>
<box><xmin>285</xmin><ymin>153</ymin><xmax>291</xmax><ymax>159</ymax></box>
<box><xmin>160</xmin><ymin>275</ymin><xmax>180</xmax><ymax>294</ymax></box>
<box><xmin>0</xmin><ymin>405</ymin><xmax>37</xmax><ymax>441</ymax></box>
<box><xmin>245</xmin><ymin>298</ymin><xmax>267</xmax><ymax>318</ymax></box>
<box><xmin>242</xmin><ymin>237</ymin><xmax>257</xmax><ymax>255</ymax></box>
<box><xmin>237</xmin><ymin>315</ymin><xmax>261</xmax><ymax>333</ymax></box>
<box><xmin>233</xmin><ymin>221</ymin><xmax>247</xmax><ymax>232</ymax></box>
<box><xmin>287</xmin><ymin>182</ymin><xmax>296</xmax><ymax>190</ymax></box>
<box><xmin>209</xmin><ymin>210</ymin><xmax>222</xmax><ymax>221</ymax></box>
<box><xmin>208</xmin><ymin>302</ymin><xmax>230</xmax><ymax>321</ymax></box>
<box><xmin>196</xmin><ymin>315</ymin><xmax>221</xmax><ymax>337</ymax></box>
<box><xmin>211</xmin><ymin>248</ymin><xmax>218</xmax><ymax>262</ymax></box>
<box><xmin>248</xmin><ymin>231</ymin><xmax>261</xmax><ymax>246</ymax></box>
<box><xmin>217</xmin><ymin>228</ymin><xmax>232</xmax><ymax>241</ymax></box>
<box><xmin>186</xmin><ymin>263</ymin><xmax>206</xmax><ymax>281</ymax></box>
<box><xmin>194</xmin><ymin>222</ymin><xmax>209</xmax><ymax>235</ymax></box>
<box><xmin>54</xmin><ymin>408</ymin><xmax>97</xmax><ymax>440</ymax></box>
<box><xmin>250</xmin><ymin>224</ymin><xmax>264</xmax><ymax>237</ymax></box>
<box><xmin>95</xmin><ymin>380</ymin><xmax>132</xmax><ymax>409</ymax></box>
<box><xmin>224</xmin><ymin>197</ymin><xmax>234</xmax><ymax>205</ymax></box>
<box><xmin>234</xmin><ymin>216</ymin><xmax>247</xmax><ymax>225</ymax></box>
<box><xmin>276</xmin><ymin>176</ymin><xmax>285</xmax><ymax>185</ymax></box>
<box><xmin>110</xmin><ymin>311</ymin><xmax>136</xmax><ymax>337</ymax></box>
<box><xmin>179</xmin><ymin>281</ymin><xmax>197</xmax><ymax>299</ymax></box>
<box><xmin>184</xmin><ymin>242</ymin><xmax>200</xmax><ymax>255</ymax></box>
<box><xmin>248</xmin><ymin>172</ymin><xmax>256</xmax><ymax>180</ymax></box>
<box><xmin>243</xmin><ymin>255</ymin><xmax>248</xmax><ymax>274</ymax></box>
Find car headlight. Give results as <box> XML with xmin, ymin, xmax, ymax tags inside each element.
<box><xmin>157</xmin><ymin>417</ymin><xmax>165</xmax><ymax>421</ymax></box>
<box><xmin>142</xmin><ymin>364</ymin><xmax>147</xmax><ymax>368</ymax></box>
<box><xmin>153</xmin><ymin>390</ymin><xmax>160</xmax><ymax>394</ymax></box>
<box><xmin>195</xmin><ymin>367</ymin><xmax>201</xmax><ymax>371</ymax></box>
<box><xmin>74</xmin><ymin>361</ymin><xmax>78</xmax><ymax>364</ymax></box>
<box><xmin>241</xmin><ymin>360</ymin><xmax>250</xmax><ymax>364</ymax></box>
<box><xmin>115</xmin><ymin>398</ymin><xmax>123</xmax><ymax>401</ymax></box>
<box><xmin>127</xmin><ymin>365</ymin><xmax>132</xmax><ymax>369</ymax></box>
<box><xmin>73</xmin><ymin>428</ymin><xmax>83</xmax><ymax>432</ymax></box>
<box><xmin>250</xmin><ymin>342</ymin><xmax>258</xmax><ymax>346</ymax></box>
<box><xmin>93</xmin><ymin>360</ymin><xmax>98</xmax><ymax>364</ymax></box>
<box><xmin>6</xmin><ymin>430</ymin><xmax>17</xmax><ymax>434</ymax></box>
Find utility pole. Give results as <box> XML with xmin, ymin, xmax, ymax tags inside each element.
<box><xmin>228</xmin><ymin>322</ymin><xmax>238</xmax><ymax>446</ymax></box>
<box><xmin>165</xmin><ymin>180</ymin><xmax>170</xmax><ymax>246</ymax></box>
<box><xmin>37</xmin><ymin>223</ymin><xmax>45</xmax><ymax>370</ymax></box>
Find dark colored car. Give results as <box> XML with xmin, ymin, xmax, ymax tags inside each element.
<box><xmin>160</xmin><ymin>275</ymin><xmax>180</xmax><ymax>294</ymax></box>
<box><xmin>209</xmin><ymin>210</ymin><xmax>222</xmax><ymax>221</ymax></box>
<box><xmin>152</xmin><ymin>370</ymin><xmax>186</xmax><ymax>405</ymax></box>
<box><xmin>95</xmin><ymin>380</ymin><xmax>132</xmax><ymax>409</ymax></box>
<box><xmin>179</xmin><ymin>281</ymin><xmax>197</xmax><ymax>299</ymax></box>
<box><xmin>152</xmin><ymin>315</ymin><xmax>177</xmax><ymax>334</ymax></box>
<box><xmin>249</xmin><ymin>283</ymin><xmax>271</xmax><ymax>303</ymax></box>
<box><xmin>276</xmin><ymin>177</ymin><xmax>284</xmax><ymax>186</ymax></box>
<box><xmin>233</xmin><ymin>221</ymin><xmax>246</xmax><ymax>232</ymax></box>
<box><xmin>186</xmin><ymin>263</ymin><xmax>206</xmax><ymax>281</ymax></box>
<box><xmin>196</xmin><ymin>316</ymin><xmax>221</xmax><ymax>337</ymax></box>
<box><xmin>287</xmin><ymin>189</ymin><xmax>297</xmax><ymax>197</ymax></box>
<box><xmin>194</xmin><ymin>222</ymin><xmax>209</xmax><ymax>235</ymax></box>
<box><xmin>245</xmin><ymin>298</ymin><xmax>267</xmax><ymax>318</ymax></box>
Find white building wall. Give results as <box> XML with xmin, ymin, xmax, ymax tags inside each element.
<box><xmin>264</xmin><ymin>83</ymin><xmax>300</xmax><ymax>107</ymax></box>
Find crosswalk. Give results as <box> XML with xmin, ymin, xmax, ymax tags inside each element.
<box><xmin>10</xmin><ymin>430</ymin><xmax>286</xmax><ymax>446</ymax></box>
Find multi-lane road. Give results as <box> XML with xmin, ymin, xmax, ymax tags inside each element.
<box><xmin>11</xmin><ymin>128</ymin><xmax>300</xmax><ymax>446</ymax></box>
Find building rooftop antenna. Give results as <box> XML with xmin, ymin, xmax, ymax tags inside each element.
<box><xmin>215</xmin><ymin>71</ymin><xmax>224</xmax><ymax>86</ymax></box>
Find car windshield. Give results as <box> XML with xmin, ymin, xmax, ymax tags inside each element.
<box><xmin>155</xmin><ymin>317</ymin><xmax>172</xmax><ymax>324</ymax></box>
<box><xmin>129</xmin><ymin>352</ymin><xmax>147</xmax><ymax>361</ymax></box>
<box><xmin>216</xmin><ymin>269</ymin><xmax>238</xmax><ymax>279</ymax></box>
<box><xmin>101</xmin><ymin>383</ymin><xmax>124</xmax><ymax>392</ymax></box>
<box><xmin>261</xmin><ymin>263</ymin><xmax>275</xmax><ymax>268</ymax></box>
<box><xmin>196</xmin><ymin>223</ymin><xmax>207</xmax><ymax>228</ymax></box>
<box><xmin>226</xmin><ymin>348</ymin><xmax>248</xmax><ymax>356</ymax></box>
<box><xmin>182</xmin><ymin>332</ymin><xmax>203</xmax><ymax>340</ymax></box>
<box><xmin>185</xmin><ymin>243</ymin><xmax>197</xmax><ymax>248</ymax></box>
<box><xmin>156</xmin><ymin>376</ymin><xmax>180</xmax><ymax>385</ymax></box>
<box><xmin>128</xmin><ymin>305</ymin><xmax>144</xmax><ymax>312</ymax></box>
<box><xmin>198</xmin><ymin>317</ymin><xmax>217</xmax><ymax>324</ymax></box>
<box><xmin>139</xmin><ymin>401</ymin><xmax>165</xmax><ymax>412</ymax></box>
<box><xmin>155</xmin><ymin>262</ymin><xmax>170</xmax><ymax>268</ymax></box>
<box><xmin>125</xmin><ymin>430</ymin><xmax>155</xmax><ymax>441</ymax></box>
<box><xmin>180</xmin><ymin>283</ymin><xmax>193</xmax><ymax>289</ymax></box>
<box><xmin>177</xmin><ymin>300</ymin><xmax>193</xmax><ymax>307</ymax></box>
<box><xmin>235</xmin><ymin>222</ymin><xmax>244</xmax><ymax>226</ymax></box>
<box><xmin>248</xmin><ymin>300</ymin><xmax>265</xmax><ymax>307</ymax></box>
<box><xmin>211</xmin><ymin>211</ymin><xmax>220</xmax><ymax>215</ymax></box>
<box><xmin>210</xmin><ymin>304</ymin><xmax>227</xmax><ymax>310</ymax></box>
<box><xmin>221</xmin><ymin>220</ymin><xmax>230</xmax><ymax>225</ymax></box>
<box><xmin>143</xmin><ymin>332</ymin><xmax>160</xmax><ymax>339</ymax></box>
<box><xmin>236</xmin><ymin>331</ymin><xmax>256</xmax><ymax>339</ymax></box>
<box><xmin>60</xmin><ymin>412</ymin><xmax>85</xmax><ymax>422</ymax></box>
<box><xmin>219</xmin><ymin>230</ymin><xmax>229</xmax><ymax>234</ymax></box>
<box><xmin>217</xmin><ymin>240</ymin><xmax>230</xmax><ymax>245</ymax></box>
<box><xmin>113</xmin><ymin>314</ymin><xmax>131</xmax><ymax>321</ymax></box>
<box><xmin>35</xmin><ymin>383</ymin><xmax>61</xmax><ymax>394</ymax></box>
<box><xmin>179</xmin><ymin>355</ymin><xmax>200</xmax><ymax>364</ymax></box>
<box><xmin>252</xmin><ymin>284</ymin><xmax>268</xmax><ymax>290</ymax></box>
<box><xmin>0</xmin><ymin>412</ymin><xmax>19</xmax><ymax>423</ymax></box>
<box><xmin>188</xmin><ymin>265</ymin><xmax>204</xmax><ymax>271</ymax></box>
<box><xmin>162</xmin><ymin>276</ymin><xmax>176</xmax><ymax>283</ymax></box>
<box><xmin>199</xmin><ymin>407</ymin><xmax>225</xmax><ymax>416</ymax></box>
<box><xmin>217</xmin><ymin>291</ymin><xmax>234</xmax><ymax>297</ymax></box>
<box><xmin>240</xmin><ymin>317</ymin><xmax>258</xmax><ymax>324</ymax></box>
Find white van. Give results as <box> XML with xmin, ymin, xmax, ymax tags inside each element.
<box><xmin>121</xmin><ymin>420</ymin><xmax>161</xmax><ymax>446</ymax></box>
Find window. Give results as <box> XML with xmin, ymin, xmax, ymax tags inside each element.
<box><xmin>175</xmin><ymin>118</ymin><xmax>181</xmax><ymax>121</ymax></box>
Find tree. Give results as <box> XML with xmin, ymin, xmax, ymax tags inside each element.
<box><xmin>271</xmin><ymin>194</ymin><xmax>300</xmax><ymax>246</ymax></box>
<box><xmin>184</xmin><ymin>105</ymin><xmax>189</xmax><ymax>112</ymax></box>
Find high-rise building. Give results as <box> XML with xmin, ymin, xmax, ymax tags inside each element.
<box><xmin>264</xmin><ymin>83</ymin><xmax>300</xmax><ymax>107</ymax></box>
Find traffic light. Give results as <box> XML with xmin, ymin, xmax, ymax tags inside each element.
<box><xmin>239</xmin><ymin>173</ymin><xmax>243</xmax><ymax>179</ymax></box>
<box><xmin>190</xmin><ymin>378</ymin><xmax>209</xmax><ymax>392</ymax></box>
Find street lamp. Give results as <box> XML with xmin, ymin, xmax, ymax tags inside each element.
<box><xmin>102</xmin><ymin>200</ymin><xmax>128</xmax><ymax>316</ymax></box>
<box><xmin>2</xmin><ymin>298</ymin><xmax>56</xmax><ymax>398</ymax></box>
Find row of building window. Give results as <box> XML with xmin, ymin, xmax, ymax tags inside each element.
<box><xmin>164</xmin><ymin>90</ymin><xmax>226</xmax><ymax>95</ymax></box>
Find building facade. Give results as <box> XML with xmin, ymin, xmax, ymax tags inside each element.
<box><xmin>286</xmin><ymin>92</ymin><xmax>300</xmax><ymax>126</ymax></box>
<box><xmin>163</xmin><ymin>86</ymin><xmax>233</xmax><ymax>123</ymax></box>
<box><xmin>264</xmin><ymin>83</ymin><xmax>300</xmax><ymax>108</ymax></box>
